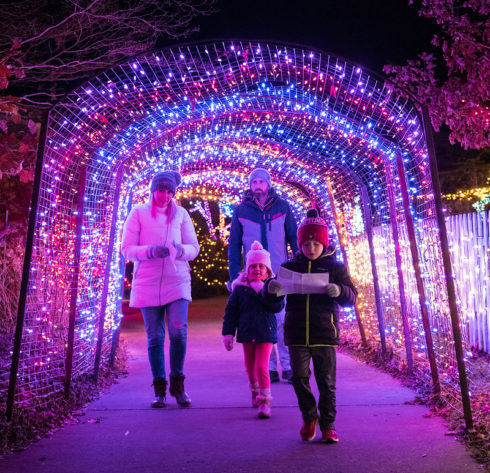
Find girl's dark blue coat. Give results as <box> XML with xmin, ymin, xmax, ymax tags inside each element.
<box><xmin>222</xmin><ymin>283</ymin><xmax>284</xmax><ymax>343</ymax></box>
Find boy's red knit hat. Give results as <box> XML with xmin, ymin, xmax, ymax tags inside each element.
<box><xmin>297</xmin><ymin>209</ymin><xmax>329</xmax><ymax>248</ymax></box>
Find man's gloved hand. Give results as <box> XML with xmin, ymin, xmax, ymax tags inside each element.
<box><xmin>173</xmin><ymin>242</ymin><xmax>183</xmax><ymax>258</ymax></box>
<box><xmin>148</xmin><ymin>245</ymin><xmax>170</xmax><ymax>259</ymax></box>
<box><xmin>223</xmin><ymin>335</ymin><xmax>234</xmax><ymax>351</ymax></box>
<box><xmin>267</xmin><ymin>280</ymin><xmax>283</xmax><ymax>295</ymax></box>
<box><xmin>325</xmin><ymin>283</ymin><xmax>341</xmax><ymax>298</ymax></box>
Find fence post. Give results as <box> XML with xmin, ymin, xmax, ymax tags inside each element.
<box><xmin>421</xmin><ymin>105</ymin><xmax>473</xmax><ymax>430</ymax></box>
<box><xmin>93</xmin><ymin>171</ymin><xmax>122</xmax><ymax>382</ymax></box>
<box><xmin>1</xmin><ymin>210</ymin><xmax>8</xmax><ymax>273</ymax></box>
<box><xmin>475</xmin><ymin>211</ymin><xmax>489</xmax><ymax>353</ymax></box>
<box><xmin>64</xmin><ymin>165</ymin><xmax>87</xmax><ymax>399</ymax></box>
<box><xmin>6</xmin><ymin>110</ymin><xmax>49</xmax><ymax>421</ymax></box>
<box><xmin>396</xmin><ymin>154</ymin><xmax>440</xmax><ymax>392</ymax></box>
<box><xmin>483</xmin><ymin>211</ymin><xmax>490</xmax><ymax>352</ymax></box>
<box><xmin>386</xmin><ymin>164</ymin><xmax>414</xmax><ymax>374</ymax></box>
<box><xmin>326</xmin><ymin>181</ymin><xmax>367</xmax><ymax>345</ymax></box>
<box><xmin>360</xmin><ymin>186</ymin><xmax>386</xmax><ymax>355</ymax></box>
<box><xmin>109</xmin><ymin>188</ymin><xmax>132</xmax><ymax>367</ymax></box>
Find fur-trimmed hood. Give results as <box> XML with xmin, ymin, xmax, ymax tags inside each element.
<box><xmin>231</xmin><ymin>271</ymin><xmax>265</xmax><ymax>293</ymax></box>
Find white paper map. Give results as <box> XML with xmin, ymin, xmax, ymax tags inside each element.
<box><xmin>275</xmin><ymin>267</ymin><xmax>330</xmax><ymax>296</ymax></box>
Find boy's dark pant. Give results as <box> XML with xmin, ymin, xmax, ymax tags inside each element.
<box><xmin>288</xmin><ymin>345</ymin><xmax>336</xmax><ymax>430</ymax></box>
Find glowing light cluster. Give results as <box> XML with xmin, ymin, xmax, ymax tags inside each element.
<box><xmin>443</xmin><ymin>187</ymin><xmax>490</xmax><ymax>202</ymax></box>
<box><xmin>9</xmin><ymin>41</ymin><xmax>471</xmax><ymax>411</ymax></box>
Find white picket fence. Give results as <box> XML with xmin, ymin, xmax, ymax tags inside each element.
<box><xmin>447</xmin><ymin>211</ymin><xmax>490</xmax><ymax>353</ymax></box>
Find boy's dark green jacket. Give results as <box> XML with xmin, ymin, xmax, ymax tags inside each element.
<box><xmin>272</xmin><ymin>247</ymin><xmax>357</xmax><ymax>347</ymax></box>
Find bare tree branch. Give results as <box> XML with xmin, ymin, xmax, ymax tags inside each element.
<box><xmin>20</xmin><ymin>0</ymin><xmax>101</xmax><ymax>46</ymax></box>
<box><xmin>0</xmin><ymin>0</ymin><xmax>217</xmax><ymax>108</ymax></box>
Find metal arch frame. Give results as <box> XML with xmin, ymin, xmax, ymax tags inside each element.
<box><xmin>5</xmin><ymin>41</ymin><xmax>472</xmax><ymax>431</ymax></box>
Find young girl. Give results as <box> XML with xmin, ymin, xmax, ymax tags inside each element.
<box><xmin>222</xmin><ymin>241</ymin><xmax>284</xmax><ymax>418</ymax></box>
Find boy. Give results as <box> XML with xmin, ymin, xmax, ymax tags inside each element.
<box><xmin>268</xmin><ymin>209</ymin><xmax>357</xmax><ymax>443</ymax></box>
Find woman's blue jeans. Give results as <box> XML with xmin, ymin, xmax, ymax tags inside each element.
<box><xmin>141</xmin><ymin>299</ymin><xmax>189</xmax><ymax>380</ymax></box>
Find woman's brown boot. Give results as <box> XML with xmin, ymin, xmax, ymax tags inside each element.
<box><xmin>151</xmin><ymin>378</ymin><xmax>167</xmax><ymax>408</ymax></box>
<box><xmin>169</xmin><ymin>374</ymin><xmax>191</xmax><ymax>407</ymax></box>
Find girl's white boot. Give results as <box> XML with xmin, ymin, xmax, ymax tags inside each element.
<box><xmin>256</xmin><ymin>388</ymin><xmax>272</xmax><ymax>418</ymax></box>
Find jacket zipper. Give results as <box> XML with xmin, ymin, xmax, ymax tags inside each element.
<box><xmin>158</xmin><ymin>260</ymin><xmax>165</xmax><ymax>306</ymax></box>
<box><xmin>159</xmin><ymin>215</ymin><xmax>170</xmax><ymax>306</ymax></box>
<box><xmin>306</xmin><ymin>259</ymin><xmax>311</xmax><ymax>346</ymax></box>
<box><xmin>331</xmin><ymin>314</ymin><xmax>337</xmax><ymax>338</ymax></box>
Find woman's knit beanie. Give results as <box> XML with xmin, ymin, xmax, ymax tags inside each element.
<box><xmin>150</xmin><ymin>170</ymin><xmax>182</xmax><ymax>194</ymax></box>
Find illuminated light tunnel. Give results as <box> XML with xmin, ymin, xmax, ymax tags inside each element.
<box><xmin>5</xmin><ymin>40</ymin><xmax>472</xmax><ymax>416</ymax></box>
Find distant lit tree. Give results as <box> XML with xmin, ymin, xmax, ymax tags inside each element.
<box><xmin>189</xmin><ymin>231</ymin><xmax>229</xmax><ymax>298</ymax></box>
<box><xmin>384</xmin><ymin>0</ymin><xmax>489</xmax><ymax>149</ymax></box>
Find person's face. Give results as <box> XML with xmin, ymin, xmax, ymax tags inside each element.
<box><xmin>250</xmin><ymin>178</ymin><xmax>269</xmax><ymax>199</ymax></box>
<box><xmin>301</xmin><ymin>239</ymin><xmax>324</xmax><ymax>260</ymax></box>
<box><xmin>248</xmin><ymin>263</ymin><xmax>269</xmax><ymax>281</ymax></box>
<box><xmin>153</xmin><ymin>187</ymin><xmax>173</xmax><ymax>208</ymax></box>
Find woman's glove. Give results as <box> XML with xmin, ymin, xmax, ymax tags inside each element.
<box><xmin>148</xmin><ymin>245</ymin><xmax>170</xmax><ymax>259</ymax></box>
<box><xmin>325</xmin><ymin>283</ymin><xmax>341</xmax><ymax>298</ymax></box>
<box><xmin>267</xmin><ymin>280</ymin><xmax>283</xmax><ymax>295</ymax></box>
<box><xmin>223</xmin><ymin>335</ymin><xmax>234</xmax><ymax>351</ymax></box>
<box><xmin>173</xmin><ymin>241</ymin><xmax>184</xmax><ymax>258</ymax></box>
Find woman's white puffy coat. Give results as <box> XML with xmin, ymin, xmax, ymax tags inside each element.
<box><xmin>121</xmin><ymin>200</ymin><xmax>200</xmax><ymax>308</ymax></box>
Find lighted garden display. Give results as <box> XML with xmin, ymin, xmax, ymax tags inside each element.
<box><xmin>6</xmin><ymin>41</ymin><xmax>476</xmax><ymax>421</ymax></box>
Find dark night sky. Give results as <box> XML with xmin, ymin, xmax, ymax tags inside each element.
<box><xmin>159</xmin><ymin>1</ymin><xmax>486</xmax><ymax>169</ymax></box>
<box><xmin>178</xmin><ymin>0</ymin><xmax>437</xmax><ymax>76</ymax></box>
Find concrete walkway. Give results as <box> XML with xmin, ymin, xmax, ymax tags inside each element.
<box><xmin>0</xmin><ymin>298</ymin><xmax>484</xmax><ymax>473</ymax></box>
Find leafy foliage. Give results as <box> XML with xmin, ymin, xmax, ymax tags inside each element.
<box><xmin>384</xmin><ymin>0</ymin><xmax>489</xmax><ymax>149</ymax></box>
<box><xmin>0</xmin><ymin>117</ymin><xmax>38</xmax><ymax>335</ymax></box>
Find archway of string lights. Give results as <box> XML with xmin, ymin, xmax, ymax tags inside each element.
<box><xmin>9</xmin><ymin>40</ymin><xmax>469</xmax><ymax>414</ymax></box>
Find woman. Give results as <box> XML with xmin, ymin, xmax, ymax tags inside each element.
<box><xmin>121</xmin><ymin>170</ymin><xmax>199</xmax><ymax>408</ymax></box>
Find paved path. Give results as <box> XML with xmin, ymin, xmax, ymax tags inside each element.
<box><xmin>0</xmin><ymin>298</ymin><xmax>484</xmax><ymax>473</ymax></box>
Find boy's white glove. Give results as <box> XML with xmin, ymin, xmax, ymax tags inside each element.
<box><xmin>267</xmin><ymin>280</ymin><xmax>283</xmax><ymax>294</ymax></box>
<box><xmin>325</xmin><ymin>283</ymin><xmax>341</xmax><ymax>298</ymax></box>
<box><xmin>223</xmin><ymin>335</ymin><xmax>234</xmax><ymax>351</ymax></box>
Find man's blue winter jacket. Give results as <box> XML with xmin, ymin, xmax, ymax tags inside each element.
<box><xmin>228</xmin><ymin>188</ymin><xmax>298</xmax><ymax>281</ymax></box>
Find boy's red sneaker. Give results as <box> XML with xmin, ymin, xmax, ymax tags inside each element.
<box><xmin>321</xmin><ymin>429</ymin><xmax>339</xmax><ymax>443</ymax></box>
<box><xmin>300</xmin><ymin>420</ymin><xmax>318</xmax><ymax>441</ymax></box>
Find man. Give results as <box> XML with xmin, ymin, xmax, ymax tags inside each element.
<box><xmin>228</xmin><ymin>168</ymin><xmax>298</xmax><ymax>382</ymax></box>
